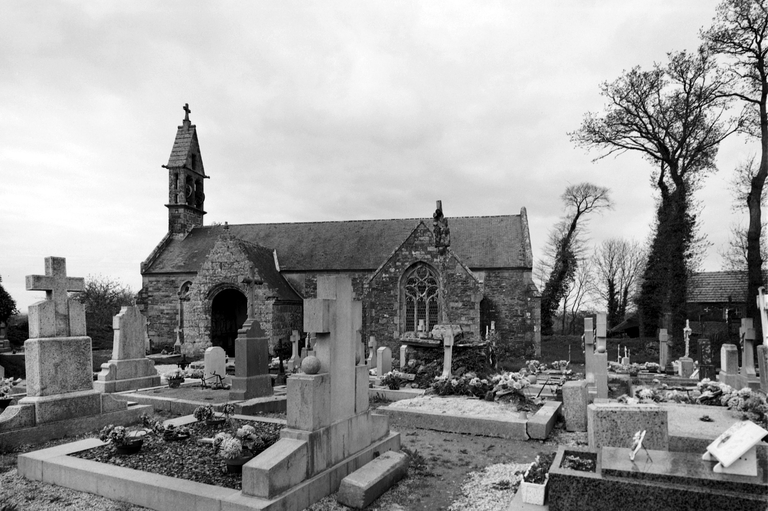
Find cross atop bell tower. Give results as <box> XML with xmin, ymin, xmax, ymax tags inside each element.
<box><xmin>163</xmin><ymin>104</ymin><xmax>208</xmax><ymax>236</ymax></box>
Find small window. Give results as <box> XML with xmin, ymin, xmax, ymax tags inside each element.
<box><xmin>403</xmin><ymin>263</ymin><xmax>440</xmax><ymax>333</ymax></box>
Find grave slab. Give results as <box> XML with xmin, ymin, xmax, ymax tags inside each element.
<box><xmin>587</xmin><ymin>403</ymin><xmax>668</xmax><ymax>450</ymax></box>
<box><xmin>336</xmin><ymin>450</ymin><xmax>409</xmax><ymax>509</ymax></box>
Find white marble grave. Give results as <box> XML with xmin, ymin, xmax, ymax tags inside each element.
<box><xmin>204</xmin><ymin>346</ymin><xmax>227</xmax><ymax>382</ymax></box>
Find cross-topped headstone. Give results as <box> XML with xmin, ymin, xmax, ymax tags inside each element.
<box><xmin>287</xmin><ymin>329</ymin><xmax>302</xmax><ymax>373</ymax></box>
<box><xmin>183</xmin><ymin>103</ymin><xmax>191</xmax><ymax>122</ymax></box>
<box><xmin>26</xmin><ymin>257</ymin><xmax>85</xmax><ymax>338</ymax></box>
<box><xmin>683</xmin><ymin>320</ymin><xmax>692</xmax><ymax>358</ymax></box>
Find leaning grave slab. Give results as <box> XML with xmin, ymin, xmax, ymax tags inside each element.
<box><xmin>19</xmin><ymin>275</ymin><xmax>401</xmax><ymax>511</ymax></box>
<box><xmin>0</xmin><ymin>257</ymin><xmax>151</xmax><ymax>448</ymax></box>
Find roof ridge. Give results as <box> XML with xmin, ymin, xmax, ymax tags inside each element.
<box><xmin>198</xmin><ymin>214</ymin><xmax>519</xmax><ymax>228</ymax></box>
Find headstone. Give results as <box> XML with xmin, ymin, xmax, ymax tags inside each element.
<box><xmin>399</xmin><ymin>344</ymin><xmax>407</xmax><ymax>370</ymax></box>
<box><xmin>14</xmin><ymin>257</ymin><xmax>126</xmax><ymax>424</ymax></box>
<box><xmin>0</xmin><ymin>321</ymin><xmax>9</xmax><ymax>352</ymax></box>
<box><xmin>376</xmin><ymin>346</ymin><xmax>392</xmax><ymax>377</ymax></box>
<box><xmin>593</xmin><ymin>314</ymin><xmax>608</xmax><ymax>399</ymax></box>
<box><xmin>94</xmin><ymin>306</ymin><xmax>161</xmax><ymax>393</ymax></box>
<box><xmin>757</xmin><ymin>345</ymin><xmax>768</xmax><ymax>393</ymax></box>
<box><xmin>243</xmin><ymin>275</ymin><xmax>399</xmax><ymax>506</ymax></box>
<box><xmin>584</xmin><ymin>317</ymin><xmax>596</xmax><ymax>385</ymax></box>
<box><xmin>658</xmin><ymin>328</ymin><xmax>669</xmax><ymax>368</ymax></box>
<box><xmin>205</xmin><ymin>346</ymin><xmax>227</xmax><ymax>382</ymax></box>
<box><xmin>587</xmin><ymin>403</ymin><xmax>668</xmax><ymax>451</ymax></box>
<box><xmin>431</xmin><ymin>324</ymin><xmax>461</xmax><ymax>378</ymax></box>
<box><xmin>697</xmin><ymin>338</ymin><xmax>715</xmax><ymax>381</ymax></box>
<box><xmin>367</xmin><ymin>336</ymin><xmax>378</xmax><ymax>370</ymax></box>
<box><xmin>718</xmin><ymin>344</ymin><xmax>746</xmax><ymax>389</ymax></box>
<box><xmin>562</xmin><ymin>380</ymin><xmax>588</xmax><ymax>432</ymax></box>
<box><xmin>739</xmin><ymin>318</ymin><xmax>759</xmax><ymax>389</ymax></box>
<box><xmin>286</xmin><ymin>330</ymin><xmax>302</xmax><ymax>373</ymax></box>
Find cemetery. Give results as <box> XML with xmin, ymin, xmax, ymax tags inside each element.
<box><xmin>0</xmin><ymin>252</ymin><xmax>766</xmax><ymax>510</ymax></box>
<box><xmin>4</xmin><ymin>4</ymin><xmax>768</xmax><ymax>508</ymax></box>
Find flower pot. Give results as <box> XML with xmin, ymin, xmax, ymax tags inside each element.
<box><xmin>225</xmin><ymin>451</ymin><xmax>254</xmax><ymax>474</ymax></box>
<box><xmin>115</xmin><ymin>439</ymin><xmax>143</xmax><ymax>455</ymax></box>
<box><xmin>527</xmin><ymin>374</ymin><xmax>538</xmax><ymax>384</ymax></box>
<box><xmin>168</xmin><ymin>378</ymin><xmax>184</xmax><ymax>388</ymax></box>
<box><xmin>520</xmin><ymin>478</ymin><xmax>548</xmax><ymax>505</ymax></box>
<box><xmin>163</xmin><ymin>431</ymin><xmax>191</xmax><ymax>442</ymax></box>
<box><xmin>0</xmin><ymin>397</ymin><xmax>13</xmax><ymax>411</ymax></box>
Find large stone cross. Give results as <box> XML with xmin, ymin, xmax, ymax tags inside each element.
<box><xmin>241</xmin><ymin>269</ymin><xmax>263</xmax><ymax>321</ymax></box>
<box><xmin>26</xmin><ymin>257</ymin><xmax>85</xmax><ymax>338</ymax></box>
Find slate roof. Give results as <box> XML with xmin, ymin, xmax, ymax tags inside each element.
<box><xmin>687</xmin><ymin>271</ymin><xmax>767</xmax><ymax>304</ymax></box>
<box><xmin>165</xmin><ymin>122</ymin><xmax>205</xmax><ymax>174</ymax></box>
<box><xmin>238</xmin><ymin>241</ymin><xmax>301</xmax><ymax>303</ymax></box>
<box><xmin>143</xmin><ymin>214</ymin><xmax>530</xmax><ymax>275</ymax></box>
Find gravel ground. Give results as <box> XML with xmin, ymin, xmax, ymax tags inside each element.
<box><xmin>386</xmin><ymin>395</ymin><xmax>528</xmax><ymax>419</ymax></box>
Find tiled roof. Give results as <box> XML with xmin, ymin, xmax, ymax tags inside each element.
<box><xmin>165</xmin><ymin>122</ymin><xmax>204</xmax><ymax>174</ymax></box>
<box><xmin>687</xmin><ymin>271</ymin><xmax>767</xmax><ymax>304</ymax></box>
<box><xmin>143</xmin><ymin>214</ymin><xmax>530</xmax><ymax>274</ymax></box>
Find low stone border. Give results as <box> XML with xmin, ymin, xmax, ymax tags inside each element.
<box><xmin>380</xmin><ymin>399</ymin><xmax>563</xmax><ymax>441</ymax></box>
<box><xmin>368</xmin><ymin>387</ymin><xmax>425</xmax><ymax>402</ymax></box>
<box><xmin>112</xmin><ymin>389</ymin><xmax>287</xmax><ymax>416</ymax></box>
<box><xmin>18</xmin><ymin>430</ymin><xmax>401</xmax><ymax>511</ymax></box>
<box><xmin>0</xmin><ymin>403</ymin><xmax>152</xmax><ymax>450</ymax></box>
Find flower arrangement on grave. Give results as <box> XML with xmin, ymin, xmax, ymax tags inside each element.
<box><xmin>163</xmin><ymin>368</ymin><xmax>185</xmax><ymax>387</ymax></box>
<box><xmin>217</xmin><ymin>434</ymin><xmax>244</xmax><ymax>460</ymax></box>
<box><xmin>236</xmin><ymin>424</ymin><xmax>266</xmax><ymax>454</ymax></box>
<box><xmin>193</xmin><ymin>404</ymin><xmax>215</xmax><ymax>422</ymax></box>
<box><xmin>522</xmin><ymin>452</ymin><xmax>555</xmax><ymax>484</ymax></box>
<box><xmin>221</xmin><ymin>403</ymin><xmax>236</xmax><ymax>423</ymax></box>
<box><xmin>185</xmin><ymin>368</ymin><xmax>204</xmax><ymax>380</ymax></box>
<box><xmin>519</xmin><ymin>452</ymin><xmax>556</xmax><ymax>505</ymax></box>
<box><xmin>525</xmin><ymin>360</ymin><xmax>542</xmax><ymax>374</ymax></box>
<box><xmin>140</xmin><ymin>414</ymin><xmax>191</xmax><ymax>441</ymax></box>
<box><xmin>381</xmin><ymin>370</ymin><xmax>407</xmax><ymax>390</ymax></box>
<box><xmin>0</xmin><ymin>377</ymin><xmax>21</xmax><ymax>399</ymax></box>
<box><xmin>99</xmin><ymin>424</ymin><xmax>147</xmax><ymax>447</ymax></box>
<box><xmin>549</xmin><ymin>360</ymin><xmax>571</xmax><ymax>373</ymax></box>
<box><xmin>430</xmin><ymin>373</ymin><xmax>491</xmax><ymax>398</ymax></box>
<box><xmin>645</xmin><ymin>362</ymin><xmax>661</xmax><ymax>373</ymax></box>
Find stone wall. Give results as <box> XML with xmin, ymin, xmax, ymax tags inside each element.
<box><xmin>482</xmin><ymin>269</ymin><xmax>541</xmax><ymax>354</ymax></box>
<box><xmin>365</xmin><ymin>222</ymin><xmax>482</xmax><ymax>358</ymax></box>
<box><xmin>136</xmin><ymin>273</ymin><xmax>196</xmax><ymax>351</ymax></box>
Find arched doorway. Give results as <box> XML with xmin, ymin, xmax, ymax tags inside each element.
<box><xmin>210</xmin><ymin>288</ymin><xmax>247</xmax><ymax>357</ymax></box>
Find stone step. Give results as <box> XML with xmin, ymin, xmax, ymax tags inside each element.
<box><xmin>336</xmin><ymin>450</ymin><xmax>409</xmax><ymax>509</ymax></box>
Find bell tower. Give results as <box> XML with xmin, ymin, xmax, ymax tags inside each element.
<box><xmin>163</xmin><ymin>103</ymin><xmax>208</xmax><ymax>235</ymax></box>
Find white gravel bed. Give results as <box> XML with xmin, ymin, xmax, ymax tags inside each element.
<box><xmin>387</xmin><ymin>395</ymin><xmax>528</xmax><ymax>419</ymax></box>
<box><xmin>448</xmin><ymin>462</ymin><xmax>529</xmax><ymax>511</ymax></box>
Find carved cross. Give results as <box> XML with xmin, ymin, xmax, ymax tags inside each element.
<box><xmin>241</xmin><ymin>269</ymin><xmax>263</xmax><ymax>321</ymax></box>
<box><xmin>26</xmin><ymin>257</ymin><xmax>84</xmax><ymax>336</ymax></box>
<box><xmin>683</xmin><ymin>319</ymin><xmax>692</xmax><ymax>358</ymax></box>
<box><xmin>183</xmin><ymin>103</ymin><xmax>191</xmax><ymax>122</ymax></box>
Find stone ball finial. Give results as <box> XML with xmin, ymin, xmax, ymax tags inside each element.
<box><xmin>301</xmin><ymin>355</ymin><xmax>321</xmax><ymax>374</ymax></box>
<box><xmin>596</xmin><ymin>345</ymin><xmax>606</xmax><ymax>354</ymax></box>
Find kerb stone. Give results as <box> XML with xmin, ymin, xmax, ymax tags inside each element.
<box><xmin>336</xmin><ymin>451</ymin><xmax>409</xmax><ymax>509</ymax></box>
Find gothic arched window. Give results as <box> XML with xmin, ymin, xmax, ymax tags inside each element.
<box><xmin>403</xmin><ymin>263</ymin><xmax>440</xmax><ymax>333</ymax></box>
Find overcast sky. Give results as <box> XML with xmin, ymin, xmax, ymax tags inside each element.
<box><xmin>1</xmin><ymin>1</ymin><xmax>756</xmax><ymax>313</ymax></box>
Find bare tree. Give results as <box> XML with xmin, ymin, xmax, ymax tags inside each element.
<box><xmin>540</xmin><ymin>183</ymin><xmax>612</xmax><ymax>335</ymax></box>
<box><xmin>571</xmin><ymin>49</ymin><xmax>739</xmax><ymax>336</ymax></box>
<box><xmin>74</xmin><ymin>275</ymin><xmax>135</xmax><ymax>349</ymax></box>
<box><xmin>591</xmin><ymin>239</ymin><xmax>645</xmax><ymax>328</ymax></box>
<box><xmin>704</xmin><ymin>0</ymin><xmax>768</xmax><ymax>332</ymax></box>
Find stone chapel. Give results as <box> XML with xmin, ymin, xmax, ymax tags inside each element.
<box><xmin>137</xmin><ymin>107</ymin><xmax>541</xmax><ymax>358</ymax></box>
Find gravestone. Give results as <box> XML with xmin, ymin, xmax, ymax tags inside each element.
<box><xmin>400</xmin><ymin>344</ymin><xmax>407</xmax><ymax>370</ymax></box>
<box><xmin>205</xmin><ymin>346</ymin><xmax>227</xmax><ymax>382</ymax></box>
<box><xmin>584</xmin><ymin>317</ymin><xmax>596</xmax><ymax>386</ymax></box>
<box><xmin>376</xmin><ymin>346</ymin><xmax>392</xmax><ymax>377</ymax></box>
<box><xmin>587</xmin><ymin>403</ymin><xmax>669</xmax><ymax>451</ymax></box>
<box><xmin>286</xmin><ymin>330</ymin><xmax>302</xmax><ymax>374</ymax></box>
<box><xmin>658</xmin><ymin>328</ymin><xmax>669</xmax><ymax>368</ymax></box>
<box><xmin>367</xmin><ymin>336</ymin><xmax>377</xmax><ymax>370</ymax></box>
<box><xmin>243</xmin><ymin>275</ymin><xmax>400</xmax><ymax>507</ymax></box>
<box><xmin>1</xmin><ymin>257</ymin><xmax>144</xmax><ymax>439</ymax></box>
<box><xmin>718</xmin><ymin>344</ymin><xmax>746</xmax><ymax>389</ymax></box>
<box><xmin>757</xmin><ymin>345</ymin><xmax>768</xmax><ymax>393</ymax></box>
<box><xmin>431</xmin><ymin>324</ymin><xmax>461</xmax><ymax>378</ymax></box>
<box><xmin>697</xmin><ymin>338</ymin><xmax>715</xmax><ymax>381</ymax></box>
<box><xmin>563</xmin><ymin>380</ymin><xmax>588</xmax><ymax>432</ymax></box>
<box><xmin>739</xmin><ymin>318</ymin><xmax>760</xmax><ymax>390</ymax></box>
<box><xmin>94</xmin><ymin>306</ymin><xmax>161</xmax><ymax>393</ymax></box>
<box><xmin>678</xmin><ymin>320</ymin><xmax>695</xmax><ymax>378</ymax></box>
<box><xmin>0</xmin><ymin>321</ymin><xmax>9</xmax><ymax>352</ymax></box>
<box><xmin>585</xmin><ymin>315</ymin><xmax>608</xmax><ymax>400</ymax></box>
